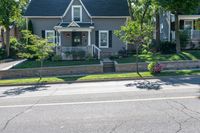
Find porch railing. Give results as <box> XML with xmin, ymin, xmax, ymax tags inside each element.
<box><xmin>58</xmin><ymin>45</ymin><xmax>101</xmax><ymax>59</ymax></box>
<box><xmin>171</xmin><ymin>30</ymin><xmax>200</xmax><ymax>40</ymax></box>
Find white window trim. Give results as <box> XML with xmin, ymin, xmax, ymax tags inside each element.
<box><xmin>45</xmin><ymin>30</ymin><xmax>55</xmax><ymax>43</ymax></box>
<box><xmin>184</xmin><ymin>20</ymin><xmax>194</xmax><ymax>30</ymax></box>
<box><xmin>72</xmin><ymin>5</ymin><xmax>82</xmax><ymax>22</ymax></box>
<box><xmin>99</xmin><ymin>30</ymin><xmax>109</xmax><ymax>48</ymax></box>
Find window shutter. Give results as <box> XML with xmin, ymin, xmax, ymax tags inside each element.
<box><xmin>109</xmin><ymin>31</ymin><xmax>112</xmax><ymax>48</ymax></box>
<box><xmin>54</xmin><ymin>30</ymin><xmax>57</xmax><ymax>43</ymax></box>
<box><xmin>95</xmin><ymin>31</ymin><xmax>99</xmax><ymax>47</ymax></box>
<box><xmin>42</xmin><ymin>30</ymin><xmax>45</xmax><ymax>38</ymax></box>
<box><xmin>180</xmin><ymin>20</ymin><xmax>184</xmax><ymax>30</ymax></box>
<box><xmin>193</xmin><ymin>20</ymin><xmax>196</xmax><ymax>30</ymax></box>
<box><xmin>171</xmin><ymin>22</ymin><xmax>175</xmax><ymax>31</ymax></box>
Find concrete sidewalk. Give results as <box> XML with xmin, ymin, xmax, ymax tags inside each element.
<box><xmin>0</xmin><ymin>59</ymin><xmax>25</xmax><ymax>71</ymax></box>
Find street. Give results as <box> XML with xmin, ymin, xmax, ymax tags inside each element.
<box><xmin>0</xmin><ymin>76</ymin><xmax>200</xmax><ymax>133</ymax></box>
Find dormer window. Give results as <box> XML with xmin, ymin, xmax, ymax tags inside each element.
<box><xmin>72</xmin><ymin>5</ymin><xmax>82</xmax><ymax>22</ymax></box>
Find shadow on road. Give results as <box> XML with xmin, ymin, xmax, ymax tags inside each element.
<box><xmin>125</xmin><ymin>76</ymin><xmax>200</xmax><ymax>91</ymax></box>
<box><xmin>0</xmin><ymin>84</ymin><xmax>49</xmax><ymax>98</ymax></box>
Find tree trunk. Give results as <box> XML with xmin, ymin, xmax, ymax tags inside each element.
<box><xmin>136</xmin><ymin>43</ymin><xmax>142</xmax><ymax>78</ymax></box>
<box><xmin>128</xmin><ymin>0</ymin><xmax>134</xmax><ymax>20</ymax></box>
<box><xmin>39</xmin><ymin>59</ymin><xmax>44</xmax><ymax>80</ymax></box>
<box><xmin>5</xmin><ymin>27</ymin><xmax>10</xmax><ymax>57</ymax></box>
<box><xmin>175</xmin><ymin>13</ymin><xmax>181</xmax><ymax>53</ymax></box>
<box><xmin>1</xmin><ymin>28</ymin><xmax>5</xmax><ymax>48</ymax></box>
<box><xmin>156</xmin><ymin>9</ymin><xmax>160</xmax><ymax>47</ymax></box>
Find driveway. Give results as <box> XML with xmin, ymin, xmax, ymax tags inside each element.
<box><xmin>0</xmin><ymin>77</ymin><xmax>200</xmax><ymax>133</ymax></box>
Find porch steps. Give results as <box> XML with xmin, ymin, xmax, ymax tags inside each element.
<box><xmin>102</xmin><ymin>58</ymin><xmax>115</xmax><ymax>73</ymax></box>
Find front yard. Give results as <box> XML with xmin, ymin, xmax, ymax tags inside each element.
<box><xmin>115</xmin><ymin>50</ymin><xmax>200</xmax><ymax>64</ymax></box>
<box><xmin>12</xmin><ymin>59</ymin><xmax>100</xmax><ymax>69</ymax></box>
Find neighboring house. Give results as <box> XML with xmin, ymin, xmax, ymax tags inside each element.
<box><xmin>160</xmin><ymin>8</ymin><xmax>200</xmax><ymax>49</ymax></box>
<box><xmin>24</xmin><ymin>0</ymin><xmax>130</xmax><ymax>59</ymax></box>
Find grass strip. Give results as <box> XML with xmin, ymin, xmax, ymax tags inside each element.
<box><xmin>0</xmin><ymin>70</ymin><xmax>200</xmax><ymax>86</ymax></box>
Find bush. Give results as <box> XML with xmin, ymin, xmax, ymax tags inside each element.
<box><xmin>65</xmin><ymin>50</ymin><xmax>86</xmax><ymax>60</ymax></box>
<box><xmin>10</xmin><ymin>37</ymin><xmax>21</xmax><ymax>58</ymax></box>
<box><xmin>180</xmin><ymin>30</ymin><xmax>191</xmax><ymax>49</ymax></box>
<box><xmin>51</xmin><ymin>54</ymin><xmax>62</xmax><ymax>61</ymax></box>
<box><xmin>159</xmin><ymin>41</ymin><xmax>176</xmax><ymax>54</ymax></box>
<box><xmin>148</xmin><ymin>61</ymin><xmax>164</xmax><ymax>74</ymax></box>
<box><xmin>0</xmin><ymin>48</ymin><xmax>6</xmax><ymax>59</ymax></box>
<box><xmin>118</xmin><ymin>47</ymin><xmax>128</xmax><ymax>57</ymax></box>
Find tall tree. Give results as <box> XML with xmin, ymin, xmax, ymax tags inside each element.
<box><xmin>0</xmin><ymin>0</ymin><xmax>28</xmax><ymax>57</ymax></box>
<box><xmin>116</xmin><ymin>0</ymin><xmax>154</xmax><ymax>77</ymax></box>
<box><xmin>158</xmin><ymin>0</ymin><xmax>200</xmax><ymax>53</ymax></box>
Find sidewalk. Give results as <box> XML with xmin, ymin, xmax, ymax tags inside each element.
<box><xmin>0</xmin><ymin>59</ymin><xmax>25</xmax><ymax>70</ymax></box>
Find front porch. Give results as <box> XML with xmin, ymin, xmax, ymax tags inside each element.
<box><xmin>54</xmin><ymin>22</ymin><xmax>101</xmax><ymax>60</ymax></box>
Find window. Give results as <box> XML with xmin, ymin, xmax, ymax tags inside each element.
<box><xmin>45</xmin><ymin>30</ymin><xmax>55</xmax><ymax>43</ymax></box>
<box><xmin>184</xmin><ymin>20</ymin><xmax>193</xmax><ymax>30</ymax></box>
<box><xmin>72</xmin><ymin>6</ymin><xmax>82</xmax><ymax>22</ymax></box>
<box><xmin>99</xmin><ymin>31</ymin><xmax>109</xmax><ymax>48</ymax></box>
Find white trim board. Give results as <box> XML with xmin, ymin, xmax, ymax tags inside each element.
<box><xmin>62</xmin><ymin>0</ymin><xmax>91</xmax><ymax>18</ymax></box>
<box><xmin>99</xmin><ymin>30</ymin><xmax>109</xmax><ymax>48</ymax></box>
<box><xmin>72</xmin><ymin>5</ymin><xmax>82</xmax><ymax>22</ymax></box>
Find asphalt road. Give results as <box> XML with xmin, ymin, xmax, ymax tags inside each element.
<box><xmin>0</xmin><ymin>76</ymin><xmax>200</xmax><ymax>133</ymax></box>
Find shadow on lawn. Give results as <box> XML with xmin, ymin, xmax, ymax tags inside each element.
<box><xmin>0</xmin><ymin>82</ymin><xmax>50</xmax><ymax>98</ymax></box>
<box><xmin>125</xmin><ymin>76</ymin><xmax>200</xmax><ymax>91</ymax></box>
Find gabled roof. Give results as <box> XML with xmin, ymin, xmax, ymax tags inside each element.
<box><xmin>24</xmin><ymin>0</ymin><xmax>129</xmax><ymax>17</ymax></box>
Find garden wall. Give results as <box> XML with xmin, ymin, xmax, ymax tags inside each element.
<box><xmin>115</xmin><ymin>60</ymin><xmax>200</xmax><ymax>72</ymax></box>
<box><xmin>0</xmin><ymin>64</ymin><xmax>103</xmax><ymax>79</ymax></box>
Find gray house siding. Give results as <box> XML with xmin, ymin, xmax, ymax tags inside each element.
<box><xmin>91</xmin><ymin>18</ymin><xmax>127</xmax><ymax>55</ymax></box>
<box><xmin>63</xmin><ymin>0</ymin><xmax>91</xmax><ymax>22</ymax></box>
<box><xmin>30</xmin><ymin>18</ymin><xmax>61</xmax><ymax>37</ymax></box>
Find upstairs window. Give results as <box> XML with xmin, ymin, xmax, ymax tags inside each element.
<box><xmin>72</xmin><ymin>6</ymin><xmax>82</xmax><ymax>22</ymax></box>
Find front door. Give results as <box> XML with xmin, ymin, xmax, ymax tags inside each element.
<box><xmin>72</xmin><ymin>32</ymin><xmax>82</xmax><ymax>46</ymax></box>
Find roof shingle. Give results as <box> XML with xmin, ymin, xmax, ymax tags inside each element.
<box><xmin>24</xmin><ymin>0</ymin><xmax>129</xmax><ymax>17</ymax></box>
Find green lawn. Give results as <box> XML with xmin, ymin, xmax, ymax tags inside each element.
<box><xmin>116</xmin><ymin>50</ymin><xmax>200</xmax><ymax>64</ymax></box>
<box><xmin>0</xmin><ymin>70</ymin><xmax>200</xmax><ymax>86</ymax></box>
<box><xmin>13</xmin><ymin>60</ymin><xmax>100</xmax><ymax>69</ymax></box>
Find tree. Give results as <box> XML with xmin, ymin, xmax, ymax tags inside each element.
<box><xmin>18</xmin><ymin>30</ymin><xmax>55</xmax><ymax>79</ymax></box>
<box><xmin>115</xmin><ymin>0</ymin><xmax>154</xmax><ymax>77</ymax></box>
<box><xmin>0</xmin><ymin>0</ymin><xmax>28</xmax><ymax>57</ymax></box>
<box><xmin>158</xmin><ymin>0</ymin><xmax>200</xmax><ymax>53</ymax></box>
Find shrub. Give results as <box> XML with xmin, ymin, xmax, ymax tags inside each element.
<box><xmin>51</xmin><ymin>54</ymin><xmax>62</xmax><ymax>61</ymax></box>
<box><xmin>148</xmin><ymin>61</ymin><xmax>164</xmax><ymax>74</ymax></box>
<box><xmin>77</xmin><ymin>50</ymin><xmax>86</xmax><ymax>58</ymax></box>
<box><xmin>10</xmin><ymin>37</ymin><xmax>21</xmax><ymax>58</ymax></box>
<box><xmin>180</xmin><ymin>30</ymin><xmax>191</xmax><ymax>49</ymax></box>
<box><xmin>118</xmin><ymin>47</ymin><xmax>128</xmax><ymax>57</ymax></box>
<box><xmin>159</xmin><ymin>41</ymin><xmax>176</xmax><ymax>54</ymax></box>
<box><xmin>0</xmin><ymin>48</ymin><xmax>6</xmax><ymax>59</ymax></box>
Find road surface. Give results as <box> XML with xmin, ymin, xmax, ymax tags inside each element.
<box><xmin>0</xmin><ymin>76</ymin><xmax>200</xmax><ymax>133</ymax></box>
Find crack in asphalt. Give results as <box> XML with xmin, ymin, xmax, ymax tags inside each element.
<box><xmin>1</xmin><ymin>85</ymin><xmax>58</xmax><ymax>132</ymax></box>
<box><xmin>165</xmin><ymin>100</ymin><xmax>200</xmax><ymax>133</ymax></box>
<box><xmin>109</xmin><ymin>121</ymin><xmax>126</xmax><ymax>133</ymax></box>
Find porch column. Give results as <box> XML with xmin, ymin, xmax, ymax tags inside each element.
<box><xmin>88</xmin><ymin>30</ymin><xmax>91</xmax><ymax>46</ymax></box>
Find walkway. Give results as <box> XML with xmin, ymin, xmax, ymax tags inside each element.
<box><xmin>0</xmin><ymin>59</ymin><xmax>25</xmax><ymax>71</ymax></box>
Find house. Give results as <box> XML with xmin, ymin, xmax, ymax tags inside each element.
<box><xmin>159</xmin><ymin>8</ymin><xmax>200</xmax><ymax>49</ymax></box>
<box><xmin>24</xmin><ymin>0</ymin><xmax>130</xmax><ymax>59</ymax></box>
